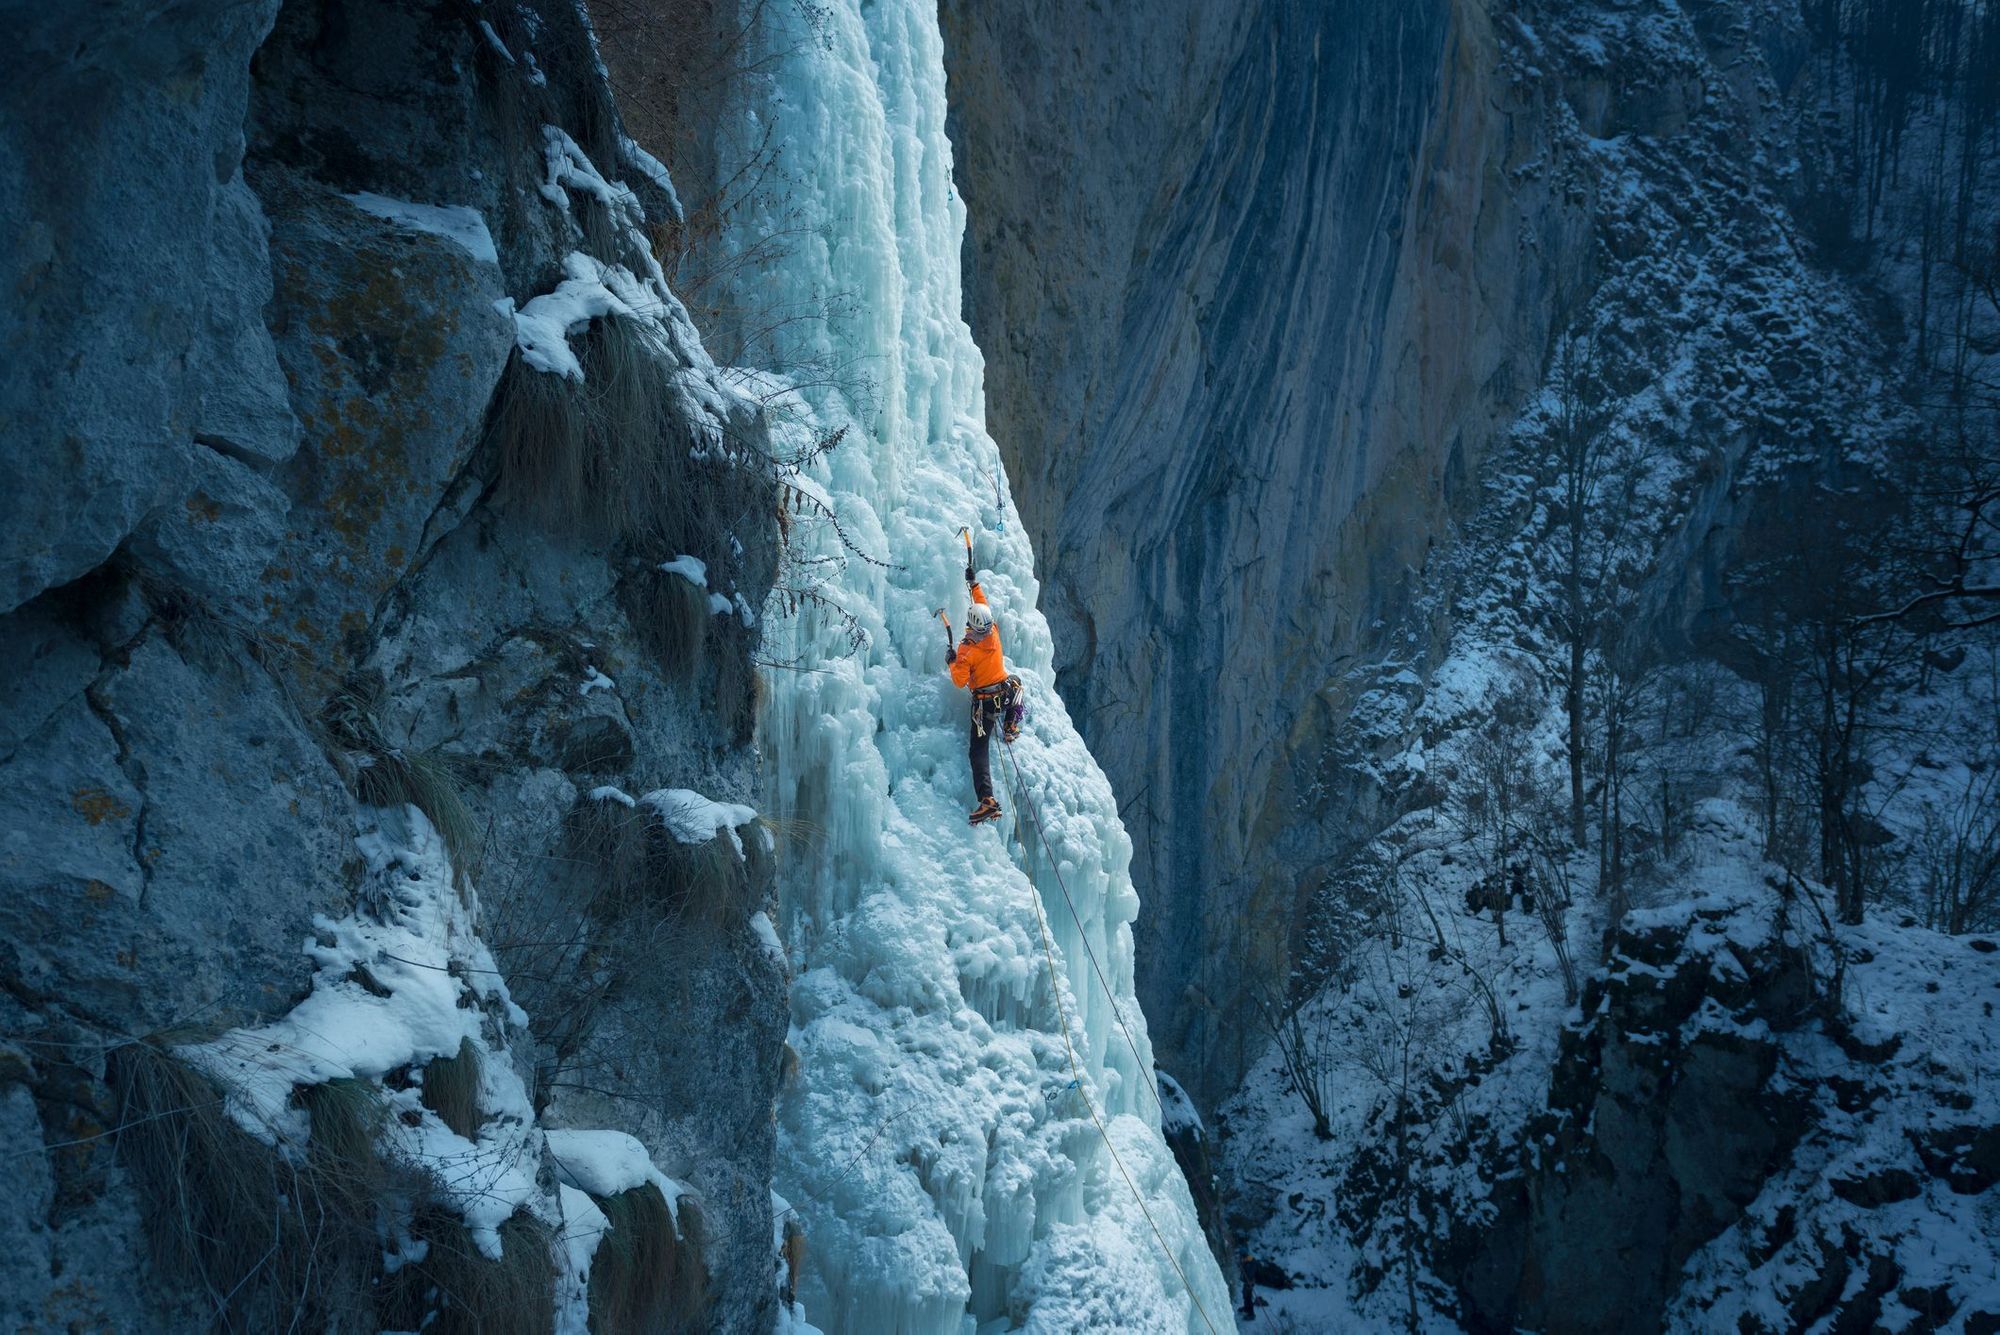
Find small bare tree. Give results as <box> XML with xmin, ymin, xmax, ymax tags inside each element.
<box><xmin>1340</xmin><ymin>935</ymin><xmax>1458</xmax><ymax>1335</ymax></box>
<box><xmin>1915</xmin><ymin>761</ymin><xmax>2000</xmax><ymax>933</ymax></box>
<box><xmin>1453</xmin><ymin>682</ymin><xmax>1546</xmax><ymax>952</ymax></box>
<box><xmin>1254</xmin><ymin>981</ymin><xmax>1339</xmax><ymax>1142</ymax></box>
<box><xmin>1723</xmin><ymin>482</ymin><xmax>1921</xmax><ymax>923</ymax></box>
<box><xmin>1517</xmin><ymin>825</ymin><xmax>1581</xmax><ymax>1006</ymax></box>
<box><xmin>1388</xmin><ymin>846</ymin><xmax>1510</xmax><ymax>1049</ymax></box>
<box><xmin>1544</xmin><ymin>327</ymin><xmax>1619</xmax><ymax>847</ymax></box>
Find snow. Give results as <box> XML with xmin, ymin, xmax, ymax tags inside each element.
<box><xmin>342</xmin><ymin>192</ymin><xmax>497</xmax><ymax>266</ymax></box>
<box><xmin>476</xmin><ymin>19</ymin><xmax>513</xmax><ymax>65</ymax></box>
<box><xmin>184</xmin><ymin>806</ymin><xmax>518</xmax><ymax>1136</ymax></box>
<box><xmin>1157</xmin><ymin>1072</ymin><xmax>1203</xmax><ymax>1139</ymax></box>
<box><xmin>545</xmin><ymin>1127</ymin><xmax>686</xmax><ymax>1222</ymax></box>
<box><xmin>659</xmin><ymin>554</ymin><xmax>708</xmax><ymax>586</ymax></box>
<box><xmin>511</xmin><ymin>251</ymin><xmax>648</xmax><ymax>379</ymax></box>
<box><xmin>555</xmin><ymin>1185</ymin><xmax>608</xmax><ymax>1335</ymax></box>
<box><xmin>751</xmin><ymin>909</ymin><xmax>787</xmax><ymax>965</ymax></box>
<box><xmin>1668</xmin><ymin>907</ymin><xmax>2000</xmax><ymax>1331</ymax></box>
<box><xmin>173</xmin><ymin>798</ymin><xmax>723</xmax><ymax>1329</ymax></box>
<box><xmin>716</xmin><ymin>1</ymin><xmax>1230</xmax><ymax>1329</ymax></box>
<box><xmin>618</xmin><ymin>131</ymin><xmax>684</xmax><ymax>223</ymax></box>
<box><xmin>183</xmin><ymin>806</ymin><xmax>541</xmax><ymax>1259</ymax></box>
<box><xmin>639</xmin><ymin>787</ymin><xmax>757</xmax><ymax>855</ymax></box>
<box><xmin>776</xmin><ymin>1298</ymin><xmax>828</xmax><ymax>1335</ymax></box>
<box><xmin>539</xmin><ymin>124</ymin><xmax>639</xmax><ymax>217</ymax></box>
<box><xmin>510</xmin><ymin>124</ymin><xmax>730</xmax><ymax>434</ymax></box>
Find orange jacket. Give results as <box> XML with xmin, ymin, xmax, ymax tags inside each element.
<box><xmin>948</xmin><ymin>583</ymin><xmax>1007</xmax><ymax>691</ymax></box>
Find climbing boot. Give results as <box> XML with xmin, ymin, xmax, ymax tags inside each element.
<box><xmin>968</xmin><ymin>796</ymin><xmax>1002</xmax><ymax>825</ymax></box>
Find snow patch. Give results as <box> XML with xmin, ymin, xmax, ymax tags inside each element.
<box><xmin>751</xmin><ymin>910</ymin><xmax>786</xmax><ymax>966</ymax></box>
<box><xmin>618</xmin><ymin>131</ymin><xmax>684</xmax><ymax>222</ymax></box>
<box><xmin>545</xmin><ymin>1128</ymin><xmax>686</xmax><ymax>1223</ymax></box>
<box><xmin>181</xmin><ymin>806</ymin><xmax>538</xmax><ymax>1259</ymax></box>
<box><xmin>476</xmin><ymin>19</ymin><xmax>514</xmax><ymax>64</ymax></box>
<box><xmin>639</xmin><ymin>788</ymin><xmax>757</xmax><ymax>855</ymax></box>
<box><xmin>343</xmin><ymin>192</ymin><xmax>498</xmax><ymax>266</ymax></box>
<box><xmin>511</xmin><ymin>251</ymin><xmax>651</xmax><ymax>380</ymax></box>
<box><xmin>1157</xmin><ymin>1072</ymin><xmax>1204</xmax><ymax>1139</ymax></box>
<box><xmin>659</xmin><ymin>554</ymin><xmax>708</xmax><ymax>586</ymax></box>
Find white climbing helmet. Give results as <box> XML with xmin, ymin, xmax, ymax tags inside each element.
<box><xmin>965</xmin><ymin>603</ymin><xmax>994</xmax><ymax>635</ymax></box>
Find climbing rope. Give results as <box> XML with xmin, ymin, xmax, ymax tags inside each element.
<box><xmin>997</xmin><ymin>743</ymin><xmax>1168</xmax><ymax>1125</ymax></box>
<box><xmin>997</xmin><ymin>742</ymin><xmax>1221</xmax><ymax>1335</ymax></box>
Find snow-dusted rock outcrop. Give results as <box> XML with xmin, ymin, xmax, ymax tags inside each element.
<box><xmin>0</xmin><ymin>2</ymin><xmax>787</xmax><ymax>1330</ymax></box>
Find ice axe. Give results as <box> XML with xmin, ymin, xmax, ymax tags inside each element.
<box><xmin>934</xmin><ymin>608</ymin><xmax>954</xmax><ymax>657</ymax></box>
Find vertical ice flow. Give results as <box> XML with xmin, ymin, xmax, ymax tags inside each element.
<box><xmin>717</xmin><ymin>1</ymin><xmax>1230</xmax><ymax>1330</ymax></box>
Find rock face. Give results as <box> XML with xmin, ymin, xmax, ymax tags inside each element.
<box><xmin>0</xmin><ymin>2</ymin><xmax>786</xmax><ymax>1330</ymax></box>
<box><xmin>1448</xmin><ymin>900</ymin><xmax>1815</xmax><ymax>1332</ymax></box>
<box><xmin>1439</xmin><ymin>899</ymin><xmax>2000</xmax><ymax>1335</ymax></box>
<box><xmin>0</xmin><ymin>0</ymin><xmax>297</xmax><ymax>615</ymax></box>
<box><xmin>943</xmin><ymin>0</ymin><xmax>1588</xmax><ymax>1104</ymax></box>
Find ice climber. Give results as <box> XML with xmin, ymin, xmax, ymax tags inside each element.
<box><xmin>947</xmin><ymin>554</ymin><xmax>1009</xmax><ymax>825</ymax></box>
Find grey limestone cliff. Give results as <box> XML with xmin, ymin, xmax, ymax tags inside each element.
<box><xmin>943</xmin><ymin>0</ymin><xmax>1588</xmax><ymax>1105</ymax></box>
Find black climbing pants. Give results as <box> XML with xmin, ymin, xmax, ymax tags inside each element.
<box><xmin>968</xmin><ymin>695</ymin><xmax>1001</xmax><ymax>802</ymax></box>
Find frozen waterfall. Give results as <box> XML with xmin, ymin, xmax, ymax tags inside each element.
<box><xmin>713</xmin><ymin>1</ymin><xmax>1232</xmax><ymax>1330</ymax></box>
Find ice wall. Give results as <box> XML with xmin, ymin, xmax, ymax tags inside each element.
<box><xmin>716</xmin><ymin>2</ymin><xmax>1231</xmax><ymax>1330</ymax></box>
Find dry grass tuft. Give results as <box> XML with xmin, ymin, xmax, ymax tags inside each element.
<box><xmin>622</xmin><ymin>560</ymin><xmax>713</xmax><ymax>679</ymax></box>
<box><xmin>586</xmin><ymin>1184</ymin><xmax>709</xmax><ymax>1332</ymax></box>
<box><xmin>296</xmin><ymin>1075</ymin><xmax>387</xmax><ymax>1176</ymax></box>
<box><xmin>320</xmin><ymin>685</ymin><xmax>482</xmax><ymax>881</ymax></box>
<box><xmin>107</xmin><ymin>1041</ymin><xmax>385</xmax><ymax>1331</ymax></box>
<box><xmin>488</xmin><ymin>315</ymin><xmax>725</xmax><ymax>549</ymax></box>
<box><xmin>418</xmin><ymin>1039</ymin><xmax>485</xmax><ymax>1142</ymax></box>
<box><xmin>618</xmin><ymin>558</ymin><xmax>763</xmax><ymax>745</ymax></box>
<box><xmin>381</xmin><ymin>1207</ymin><xmax>557</xmax><ymax>1335</ymax></box>
<box><xmin>562</xmin><ymin>792</ymin><xmax>748</xmax><ymax>932</ymax></box>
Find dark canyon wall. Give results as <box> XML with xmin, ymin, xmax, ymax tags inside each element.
<box><xmin>942</xmin><ymin>0</ymin><xmax>1587</xmax><ymax>1103</ymax></box>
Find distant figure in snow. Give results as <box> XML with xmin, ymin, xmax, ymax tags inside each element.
<box><xmin>948</xmin><ymin>557</ymin><xmax>1008</xmax><ymax>825</ymax></box>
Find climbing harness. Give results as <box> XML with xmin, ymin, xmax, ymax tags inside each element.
<box><xmin>975</xmin><ymin>675</ymin><xmax>1027</xmax><ymax>743</ymax></box>
<box><xmin>996</xmin><ymin>740</ymin><xmax>1221</xmax><ymax>1335</ymax></box>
